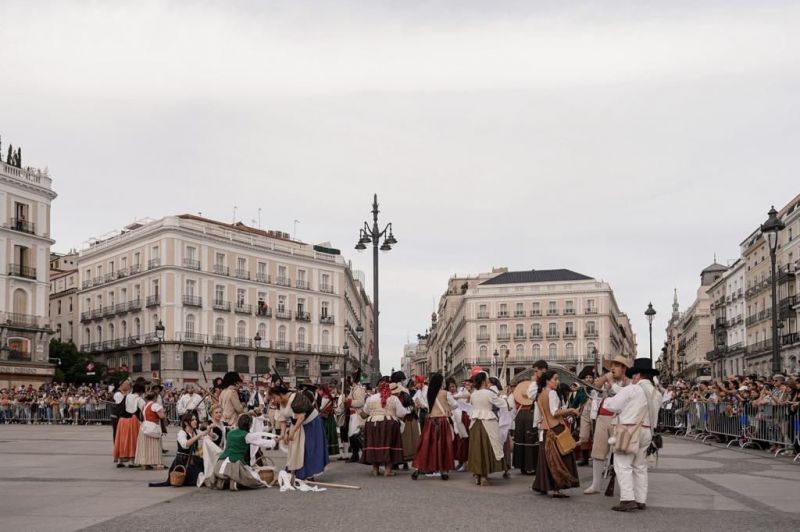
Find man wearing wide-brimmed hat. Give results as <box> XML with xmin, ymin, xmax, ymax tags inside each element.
<box><xmin>602</xmin><ymin>357</ymin><xmax>662</xmax><ymax>512</ymax></box>
<box><xmin>583</xmin><ymin>353</ymin><xmax>633</xmax><ymax>495</ymax></box>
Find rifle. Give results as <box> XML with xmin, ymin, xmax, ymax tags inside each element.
<box><xmin>604</xmin><ymin>454</ymin><xmax>616</xmax><ymax>497</ymax></box>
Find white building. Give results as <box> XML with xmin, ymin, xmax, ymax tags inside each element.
<box><xmin>76</xmin><ymin>215</ymin><xmax>370</xmax><ymax>386</ymax></box>
<box><xmin>0</xmin><ymin>160</ymin><xmax>57</xmax><ymax>388</ymax></box>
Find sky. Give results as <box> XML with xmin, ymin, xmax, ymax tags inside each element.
<box><xmin>2</xmin><ymin>0</ymin><xmax>799</xmax><ymax>374</ymax></box>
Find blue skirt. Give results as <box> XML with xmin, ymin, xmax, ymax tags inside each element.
<box><xmin>295</xmin><ymin>416</ymin><xmax>330</xmax><ymax>480</ymax></box>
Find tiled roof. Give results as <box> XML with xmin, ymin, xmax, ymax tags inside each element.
<box><xmin>480</xmin><ymin>269</ymin><xmax>593</xmax><ymax>285</ymax></box>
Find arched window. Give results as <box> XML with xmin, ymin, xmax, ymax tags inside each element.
<box><xmin>566</xmin><ymin>343</ymin><xmax>574</xmax><ymax>358</ymax></box>
<box><xmin>85</xmin><ymin>328</ymin><xmax>91</xmax><ymax>345</ymax></box>
<box><xmin>549</xmin><ymin>343</ymin><xmax>557</xmax><ymax>359</ymax></box>
<box><xmin>278</xmin><ymin>325</ymin><xmax>287</xmax><ymax>348</ymax></box>
<box><xmin>297</xmin><ymin>327</ymin><xmax>306</xmax><ymax>347</ymax></box>
<box><xmin>121</xmin><ymin>320</ymin><xmax>128</xmax><ymax>340</ymax></box>
<box><xmin>586</xmin><ymin>342</ymin><xmax>596</xmax><ymax>356</ymax></box>
<box><xmin>237</xmin><ymin>320</ymin><xmax>246</xmax><ymax>340</ymax></box>
<box><xmin>321</xmin><ymin>329</ymin><xmax>330</xmax><ymax>349</ymax></box>
<box><xmin>479</xmin><ymin>345</ymin><xmax>488</xmax><ymax>359</ymax></box>
<box><xmin>108</xmin><ymin>323</ymin><xmax>115</xmax><ymax>341</ymax></box>
<box><xmin>257</xmin><ymin>323</ymin><xmax>267</xmax><ymax>345</ymax></box>
<box><xmin>134</xmin><ymin>318</ymin><xmax>141</xmax><ymax>337</ymax></box>
<box><xmin>185</xmin><ymin>314</ymin><xmax>196</xmax><ymax>335</ymax></box>
<box><xmin>515</xmin><ymin>344</ymin><xmax>524</xmax><ymax>358</ymax></box>
<box><xmin>532</xmin><ymin>344</ymin><xmax>540</xmax><ymax>357</ymax></box>
<box><xmin>97</xmin><ymin>325</ymin><xmax>103</xmax><ymax>343</ymax></box>
<box><xmin>13</xmin><ymin>288</ymin><xmax>28</xmax><ymax>314</ymax></box>
<box><xmin>215</xmin><ymin>318</ymin><xmax>225</xmax><ymax>338</ymax></box>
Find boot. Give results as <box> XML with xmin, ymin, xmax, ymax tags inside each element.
<box><xmin>584</xmin><ymin>460</ymin><xmax>604</xmax><ymax>494</ymax></box>
<box><xmin>612</xmin><ymin>500</ymin><xmax>638</xmax><ymax>512</ymax></box>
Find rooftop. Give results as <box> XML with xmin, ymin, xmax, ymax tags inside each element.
<box><xmin>480</xmin><ymin>269</ymin><xmax>593</xmax><ymax>285</ymax></box>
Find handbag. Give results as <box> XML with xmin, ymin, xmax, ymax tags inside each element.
<box><xmin>141</xmin><ymin>403</ymin><xmax>162</xmax><ymax>439</ymax></box>
<box><xmin>612</xmin><ymin>408</ymin><xmax>646</xmax><ymax>454</ymax></box>
<box><xmin>554</xmin><ymin>422</ymin><xmax>577</xmax><ymax>456</ymax></box>
<box><xmin>169</xmin><ymin>465</ymin><xmax>187</xmax><ymax>487</ymax></box>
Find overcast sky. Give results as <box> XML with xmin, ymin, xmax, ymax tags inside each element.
<box><xmin>2</xmin><ymin>1</ymin><xmax>799</xmax><ymax>373</ymax></box>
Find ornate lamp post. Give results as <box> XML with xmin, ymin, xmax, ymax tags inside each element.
<box><xmin>354</xmin><ymin>194</ymin><xmax>397</xmax><ymax>379</ymax></box>
<box><xmin>155</xmin><ymin>320</ymin><xmax>165</xmax><ymax>383</ymax></box>
<box><xmin>760</xmin><ymin>206</ymin><xmax>785</xmax><ymax>374</ymax></box>
<box><xmin>645</xmin><ymin>303</ymin><xmax>656</xmax><ymax>360</ymax></box>
<box><xmin>254</xmin><ymin>331</ymin><xmax>262</xmax><ymax>382</ymax></box>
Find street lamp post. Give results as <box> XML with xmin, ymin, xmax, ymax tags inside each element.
<box><xmin>761</xmin><ymin>206</ymin><xmax>786</xmax><ymax>375</ymax></box>
<box><xmin>254</xmin><ymin>331</ymin><xmax>261</xmax><ymax>383</ymax></box>
<box><xmin>645</xmin><ymin>303</ymin><xmax>656</xmax><ymax>360</ymax></box>
<box><xmin>355</xmin><ymin>194</ymin><xmax>397</xmax><ymax>381</ymax></box>
<box><xmin>492</xmin><ymin>349</ymin><xmax>499</xmax><ymax>378</ymax></box>
<box><xmin>342</xmin><ymin>342</ymin><xmax>350</xmax><ymax>394</ymax></box>
<box><xmin>356</xmin><ymin>324</ymin><xmax>364</xmax><ymax>370</ymax></box>
<box><xmin>155</xmin><ymin>320</ymin><xmax>165</xmax><ymax>383</ymax></box>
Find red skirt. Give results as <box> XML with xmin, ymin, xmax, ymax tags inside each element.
<box><xmin>453</xmin><ymin>411</ymin><xmax>470</xmax><ymax>463</ymax></box>
<box><xmin>412</xmin><ymin>416</ymin><xmax>454</xmax><ymax>472</ymax></box>
<box><xmin>113</xmin><ymin>416</ymin><xmax>141</xmax><ymax>461</ymax></box>
<box><xmin>362</xmin><ymin>418</ymin><xmax>404</xmax><ymax>465</ymax></box>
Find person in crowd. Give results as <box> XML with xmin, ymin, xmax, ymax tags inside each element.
<box><xmin>467</xmin><ymin>371</ymin><xmax>509</xmax><ymax>486</ymax></box>
<box><xmin>412</xmin><ymin>372</ymin><xmax>457</xmax><ymax>480</ymax></box>
<box><xmin>317</xmin><ymin>384</ymin><xmax>340</xmax><ymax>457</ymax></box>
<box><xmin>177</xmin><ymin>384</ymin><xmax>207</xmax><ymax>422</ymax></box>
<box><xmin>134</xmin><ymin>390</ymin><xmax>166</xmax><ymax>469</ymax></box>
<box><xmin>270</xmin><ymin>385</ymin><xmax>329</xmax><ymax>481</ymax></box>
<box><xmin>602</xmin><ymin>358</ymin><xmax>662</xmax><ymax>512</ymax></box>
<box><xmin>515</xmin><ymin>359</ymin><xmax>549</xmax><ymax>475</ymax></box>
<box><xmin>114</xmin><ymin>380</ymin><xmax>146</xmax><ymax>467</ymax></box>
<box><xmin>207</xmin><ymin>405</ymin><xmax>227</xmax><ymax>451</ymax></box>
<box><xmin>219</xmin><ymin>372</ymin><xmax>244</xmax><ymax>426</ymax></box>
<box><xmin>206</xmin><ymin>414</ymin><xmax>268</xmax><ymax>490</ymax></box>
<box><xmin>412</xmin><ymin>375</ymin><xmax>429</xmax><ymax>430</ymax></box>
<box><xmin>452</xmin><ymin>378</ymin><xmax>472</xmax><ymax>472</ymax></box>
<box><xmin>361</xmin><ymin>377</ymin><xmax>408</xmax><ymax>477</ymax></box>
<box><xmin>532</xmin><ymin>370</ymin><xmax>580</xmax><ymax>498</ymax></box>
<box><xmin>111</xmin><ymin>379</ymin><xmax>130</xmax><ymax>447</ymax></box>
<box><xmin>390</xmin><ymin>372</ymin><xmax>417</xmax><ymax>470</ymax></box>
<box><xmin>149</xmin><ymin>413</ymin><xmax>207</xmax><ymax>487</ymax></box>
<box><xmin>345</xmin><ymin>370</ymin><xmax>367</xmax><ymax>463</ymax></box>
<box><xmin>571</xmin><ymin>365</ymin><xmax>598</xmax><ymax>466</ymax></box>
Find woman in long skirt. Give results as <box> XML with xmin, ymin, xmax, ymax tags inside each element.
<box><xmin>532</xmin><ymin>370</ymin><xmax>580</xmax><ymax>498</ymax></box>
<box><xmin>149</xmin><ymin>413</ymin><xmax>206</xmax><ymax>487</ymax></box>
<box><xmin>270</xmin><ymin>385</ymin><xmax>329</xmax><ymax>481</ymax></box>
<box><xmin>317</xmin><ymin>385</ymin><xmax>340</xmax><ymax>457</ymax></box>
<box><xmin>362</xmin><ymin>378</ymin><xmax>407</xmax><ymax>476</ymax></box>
<box><xmin>134</xmin><ymin>390</ymin><xmax>165</xmax><ymax>469</ymax></box>
<box><xmin>412</xmin><ymin>373</ymin><xmax>458</xmax><ymax>480</ymax></box>
<box><xmin>467</xmin><ymin>372</ymin><xmax>509</xmax><ymax>486</ymax></box>
<box><xmin>113</xmin><ymin>381</ymin><xmax>145</xmax><ymax>467</ymax></box>
<box><xmin>448</xmin><ymin>378</ymin><xmax>470</xmax><ymax>470</ymax></box>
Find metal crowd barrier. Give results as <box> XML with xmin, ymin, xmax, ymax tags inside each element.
<box><xmin>0</xmin><ymin>401</ymin><xmax>183</xmax><ymax>426</ymax></box>
<box><xmin>659</xmin><ymin>399</ymin><xmax>800</xmax><ymax>462</ymax></box>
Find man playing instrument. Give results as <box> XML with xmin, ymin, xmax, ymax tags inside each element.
<box><xmin>583</xmin><ymin>354</ymin><xmax>632</xmax><ymax>495</ymax></box>
<box><xmin>177</xmin><ymin>384</ymin><xmax>207</xmax><ymax>422</ymax></box>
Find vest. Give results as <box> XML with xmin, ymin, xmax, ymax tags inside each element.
<box><xmin>429</xmin><ymin>390</ymin><xmax>451</xmax><ymax>418</ymax></box>
<box><xmin>536</xmin><ymin>390</ymin><xmax>562</xmax><ymax>430</ymax></box>
<box><xmin>218</xmin><ymin>428</ymin><xmax>248</xmax><ymax>464</ymax></box>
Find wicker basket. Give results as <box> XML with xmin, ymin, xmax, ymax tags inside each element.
<box><xmin>254</xmin><ymin>454</ymin><xmax>276</xmax><ymax>485</ymax></box>
<box><xmin>169</xmin><ymin>465</ymin><xmax>186</xmax><ymax>487</ymax></box>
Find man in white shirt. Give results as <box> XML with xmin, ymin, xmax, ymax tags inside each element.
<box><xmin>177</xmin><ymin>384</ymin><xmax>207</xmax><ymax>421</ymax></box>
<box><xmin>603</xmin><ymin>357</ymin><xmax>663</xmax><ymax>512</ymax></box>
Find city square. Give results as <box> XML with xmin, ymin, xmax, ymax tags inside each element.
<box><xmin>2</xmin><ymin>1</ymin><xmax>800</xmax><ymax>531</ymax></box>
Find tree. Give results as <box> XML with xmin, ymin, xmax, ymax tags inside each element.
<box><xmin>6</xmin><ymin>144</ymin><xmax>13</xmax><ymax>165</ymax></box>
<box><xmin>15</xmin><ymin>147</ymin><xmax>21</xmax><ymax>168</ymax></box>
<box><xmin>50</xmin><ymin>339</ymin><xmax>108</xmax><ymax>384</ymax></box>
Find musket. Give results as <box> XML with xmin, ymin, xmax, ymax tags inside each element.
<box><xmin>604</xmin><ymin>454</ymin><xmax>616</xmax><ymax>497</ymax></box>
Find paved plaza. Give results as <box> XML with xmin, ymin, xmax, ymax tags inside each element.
<box><xmin>0</xmin><ymin>425</ymin><xmax>798</xmax><ymax>532</ymax></box>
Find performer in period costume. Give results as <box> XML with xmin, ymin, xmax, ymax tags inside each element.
<box><xmin>532</xmin><ymin>370</ymin><xmax>580</xmax><ymax>498</ymax></box>
<box><xmin>452</xmin><ymin>378</ymin><xmax>472</xmax><ymax>472</ymax></box>
<box><xmin>570</xmin><ymin>366</ymin><xmax>597</xmax><ymax>466</ymax></box>
<box><xmin>177</xmin><ymin>384</ymin><xmax>208</xmax><ymax>422</ymax></box>
<box><xmin>219</xmin><ymin>372</ymin><xmax>244</xmax><ymax>426</ymax></box>
<box><xmin>345</xmin><ymin>370</ymin><xmax>367</xmax><ymax>463</ymax></box>
<box><xmin>362</xmin><ymin>378</ymin><xmax>408</xmax><ymax>476</ymax></box>
<box><xmin>514</xmin><ymin>359</ymin><xmax>549</xmax><ymax>475</ymax></box>
<box><xmin>111</xmin><ymin>379</ymin><xmax>130</xmax><ymax>453</ymax></box>
<box><xmin>584</xmin><ymin>354</ymin><xmax>632</xmax><ymax>495</ymax></box>
<box><xmin>467</xmin><ymin>371</ymin><xmax>509</xmax><ymax>486</ymax></box>
<box><xmin>207</xmin><ymin>405</ymin><xmax>227</xmax><ymax>451</ymax></box>
<box><xmin>603</xmin><ymin>358</ymin><xmax>662</xmax><ymax>512</ymax></box>
<box><xmin>270</xmin><ymin>385</ymin><xmax>329</xmax><ymax>481</ymax></box>
<box><xmin>113</xmin><ymin>381</ymin><xmax>145</xmax><ymax>467</ymax></box>
<box><xmin>412</xmin><ymin>373</ymin><xmax>457</xmax><ymax>480</ymax></box>
<box><xmin>205</xmin><ymin>414</ymin><xmax>268</xmax><ymax>490</ymax></box>
<box><xmin>149</xmin><ymin>413</ymin><xmax>207</xmax><ymax>487</ymax></box>
<box><xmin>134</xmin><ymin>390</ymin><xmax>166</xmax><ymax>469</ymax></box>
<box><xmin>391</xmin><ymin>372</ymin><xmax>418</xmax><ymax>470</ymax></box>
<box><xmin>317</xmin><ymin>384</ymin><xmax>340</xmax><ymax>457</ymax></box>
<box><xmin>412</xmin><ymin>375</ymin><xmax>429</xmax><ymax>430</ymax></box>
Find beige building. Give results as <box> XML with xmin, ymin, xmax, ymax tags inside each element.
<box><xmin>0</xmin><ymin>160</ymin><xmax>58</xmax><ymax>388</ymax></box>
<box><xmin>49</xmin><ymin>251</ymin><xmax>79</xmax><ymax>344</ymax></box>
<box><xmin>76</xmin><ymin>215</ymin><xmax>370</xmax><ymax>387</ymax></box>
<box><xmin>424</xmin><ymin>268</ymin><xmax>636</xmax><ymax>384</ymax></box>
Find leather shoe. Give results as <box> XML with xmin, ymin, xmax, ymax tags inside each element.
<box><xmin>636</xmin><ymin>503</ymin><xmax>646</xmax><ymax>510</ymax></box>
<box><xmin>612</xmin><ymin>501</ymin><xmax>638</xmax><ymax>512</ymax></box>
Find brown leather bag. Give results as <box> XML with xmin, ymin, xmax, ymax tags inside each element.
<box><xmin>554</xmin><ymin>423</ymin><xmax>577</xmax><ymax>456</ymax></box>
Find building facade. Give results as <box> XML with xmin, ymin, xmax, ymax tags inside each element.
<box><xmin>76</xmin><ymin>215</ymin><xmax>370</xmax><ymax>387</ymax></box>
<box><xmin>424</xmin><ymin>268</ymin><xmax>636</xmax><ymax>384</ymax></box>
<box><xmin>49</xmin><ymin>251</ymin><xmax>79</xmax><ymax>344</ymax></box>
<box><xmin>0</xmin><ymin>160</ymin><xmax>57</xmax><ymax>388</ymax></box>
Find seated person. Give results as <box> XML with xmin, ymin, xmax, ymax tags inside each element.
<box><xmin>205</xmin><ymin>414</ymin><xmax>274</xmax><ymax>491</ymax></box>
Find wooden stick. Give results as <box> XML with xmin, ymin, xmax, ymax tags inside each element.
<box><xmin>304</xmin><ymin>480</ymin><xmax>361</xmax><ymax>490</ymax></box>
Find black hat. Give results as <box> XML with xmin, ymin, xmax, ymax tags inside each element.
<box><xmin>578</xmin><ymin>366</ymin><xmax>595</xmax><ymax>380</ymax></box>
<box><xmin>390</xmin><ymin>371</ymin><xmax>406</xmax><ymax>383</ymax></box>
<box><xmin>626</xmin><ymin>358</ymin><xmax>660</xmax><ymax>379</ymax></box>
<box><xmin>298</xmin><ymin>383</ymin><xmax>318</xmax><ymax>392</ymax></box>
<box><xmin>221</xmin><ymin>372</ymin><xmax>242</xmax><ymax>388</ymax></box>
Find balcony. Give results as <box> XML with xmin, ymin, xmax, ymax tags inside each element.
<box><xmin>276</xmin><ymin>310</ymin><xmax>292</xmax><ymax>320</ymax></box>
<box><xmin>547</xmin><ymin>310</ymin><xmax>559</xmax><ymax>316</ymax></box>
<box><xmin>513</xmin><ymin>311</ymin><xmax>526</xmax><ymax>318</ymax></box>
<box><xmin>116</xmin><ymin>268</ymin><xmax>129</xmax><ymax>279</ymax></box>
<box><xmin>211</xmin><ymin>335</ymin><xmax>231</xmax><ymax>346</ymax></box>
<box><xmin>584</xmin><ymin>331</ymin><xmax>599</xmax><ymax>338</ymax></box>
<box><xmin>276</xmin><ymin>277</ymin><xmax>291</xmax><ymax>287</ymax></box>
<box><xmin>128</xmin><ymin>299</ymin><xmax>142</xmax><ymax>311</ymax></box>
<box><xmin>320</xmin><ymin>315</ymin><xmax>335</xmax><ymax>325</ymax></box>
<box><xmin>102</xmin><ymin>305</ymin><xmax>115</xmax><ymax>317</ymax></box>
<box><xmin>7</xmin><ymin>263</ymin><xmax>36</xmax><ymax>280</ymax></box>
<box><xmin>3</xmin><ymin>312</ymin><xmax>42</xmax><ymax>328</ymax></box>
<box><xmin>90</xmin><ymin>309</ymin><xmax>103</xmax><ymax>319</ymax></box>
<box><xmin>104</xmin><ymin>273</ymin><xmax>116</xmax><ymax>283</ymax></box>
<box><xmin>80</xmin><ymin>310</ymin><xmax>92</xmax><ymax>322</ymax></box>
<box><xmin>183</xmin><ymin>258</ymin><xmax>201</xmax><ymax>270</ymax></box>
<box><xmin>564</xmin><ymin>308</ymin><xmax>575</xmax><ymax>315</ymax></box>
<box><xmin>497</xmin><ymin>312</ymin><xmax>509</xmax><ymax>318</ymax></box>
<box><xmin>234</xmin><ymin>337</ymin><xmax>252</xmax><ymax>348</ymax></box>
<box><xmin>183</xmin><ymin>295</ymin><xmax>203</xmax><ymax>307</ymax></box>
<box><xmin>295</xmin><ymin>343</ymin><xmax>311</xmax><ymax>353</ymax></box>
<box><xmin>546</xmin><ymin>332</ymin><xmax>560</xmax><ymax>339</ymax></box>
<box><xmin>256</xmin><ymin>305</ymin><xmax>272</xmax><ymax>317</ymax></box>
<box><xmin>296</xmin><ymin>280</ymin><xmax>309</xmax><ymax>290</ymax></box>
<box><xmin>81</xmin><ymin>279</ymin><xmax>93</xmax><ymax>289</ymax></box>
<box><xmin>8</xmin><ymin>218</ymin><xmax>36</xmax><ymax>235</ymax></box>
<box><xmin>130</xmin><ymin>264</ymin><xmax>142</xmax><ymax>275</ymax></box>
<box><xmin>274</xmin><ymin>341</ymin><xmax>292</xmax><ymax>351</ymax></box>
<box><xmin>745</xmin><ymin>308</ymin><xmax>772</xmax><ymax>326</ymax></box>
<box><xmin>296</xmin><ymin>311</ymin><xmax>311</xmax><ymax>322</ymax></box>
<box><xmin>127</xmin><ymin>335</ymin><xmax>141</xmax><ymax>346</ymax></box>
<box><xmin>715</xmin><ymin>317</ymin><xmax>727</xmax><ymax>328</ymax></box>
<box><xmin>177</xmin><ymin>332</ymin><xmax>206</xmax><ymax>344</ymax></box>
<box><xmin>213</xmin><ymin>300</ymin><xmax>231</xmax><ymax>312</ymax></box>
<box><xmin>530</xmin><ymin>334</ymin><xmax>543</xmax><ymax>341</ymax></box>
<box><xmin>234</xmin><ymin>269</ymin><xmax>250</xmax><ymax>280</ymax></box>
<box><xmin>148</xmin><ymin>258</ymin><xmax>161</xmax><ymax>270</ymax></box>
<box><xmin>256</xmin><ymin>273</ymin><xmax>270</xmax><ymax>284</ymax></box>
<box><xmin>213</xmin><ymin>264</ymin><xmax>230</xmax><ymax>276</ymax></box>
<box><xmin>496</xmin><ymin>333</ymin><xmax>511</xmax><ymax>342</ymax></box>
<box><xmin>476</xmin><ymin>334</ymin><xmax>491</xmax><ymax>342</ymax></box>
<box><xmin>146</xmin><ymin>295</ymin><xmax>160</xmax><ymax>307</ymax></box>
<box><xmin>783</xmin><ymin>332</ymin><xmax>799</xmax><ymax>346</ymax></box>
<box><xmin>563</xmin><ymin>332</ymin><xmax>577</xmax><ymax>339</ymax></box>
<box><xmin>234</xmin><ymin>303</ymin><xmax>252</xmax><ymax>314</ymax></box>
<box><xmin>92</xmin><ymin>276</ymin><xmax>104</xmax><ymax>286</ymax></box>
<box><xmin>319</xmin><ymin>284</ymin><xmax>334</xmax><ymax>294</ymax></box>
<box><xmin>477</xmin><ymin>312</ymin><xmax>490</xmax><ymax>319</ymax></box>
<box><xmin>585</xmin><ymin>308</ymin><xmax>597</xmax><ymax>314</ymax></box>
<box><xmin>513</xmin><ymin>332</ymin><xmax>527</xmax><ymax>340</ymax></box>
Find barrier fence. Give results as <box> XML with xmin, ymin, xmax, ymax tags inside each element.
<box><xmin>0</xmin><ymin>401</ymin><xmax>184</xmax><ymax>426</ymax></box>
<box><xmin>659</xmin><ymin>400</ymin><xmax>800</xmax><ymax>461</ymax></box>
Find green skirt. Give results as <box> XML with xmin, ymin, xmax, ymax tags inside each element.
<box><xmin>323</xmin><ymin>415</ymin><xmax>340</xmax><ymax>456</ymax></box>
<box><xmin>467</xmin><ymin>419</ymin><xmax>505</xmax><ymax>477</ymax></box>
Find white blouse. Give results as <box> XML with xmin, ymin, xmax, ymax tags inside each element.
<box><xmin>124</xmin><ymin>394</ymin><xmax>145</xmax><ymax>414</ymax></box>
<box><xmin>532</xmin><ymin>389</ymin><xmax>561</xmax><ymax>428</ymax></box>
<box><xmin>469</xmin><ymin>388</ymin><xmax>509</xmax><ymax>420</ymax></box>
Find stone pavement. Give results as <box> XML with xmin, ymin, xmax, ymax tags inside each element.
<box><xmin>0</xmin><ymin>426</ymin><xmax>798</xmax><ymax>532</ymax></box>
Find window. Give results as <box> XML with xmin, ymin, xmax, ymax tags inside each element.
<box><xmin>565</xmin><ymin>300</ymin><xmax>574</xmax><ymax>314</ymax></box>
<box><xmin>278</xmin><ymin>265</ymin><xmax>287</xmax><ymax>282</ymax></box>
<box><xmin>152</xmin><ymin>279</ymin><xmax>159</xmax><ymax>296</ymax></box>
<box><xmin>134</xmin><ymin>318</ymin><xmax>141</xmax><ymax>337</ymax></box>
<box><xmin>586</xmin><ymin>321</ymin><xmax>596</xmax><ymax>334</ymax></box>
<box><xmin>133</xmin><ymin>252</ymin><xmax>140</xmax><ymax>267</ymax></box>
<box><xmin>531</xmin><ymin>323</ymin><xmax>541</xmax><ymax>337</ymax></box>
<box><xmin>237</xmin><ymin>320</ymin><xmax>246</xmax><ymax>340</ymax></box>
<box><xmin>480</xmin><ymin>345</ymin><xmax>488</xmax><ymax>358</ymax></box>
<box><xmin>297</xmin><ymin>327</ymin><xmax>306</xmax><ymax>346</ymax></box>
<box><xmin>499</xmin><ymin>303</ymin><xmax>508</xmax><ymax>317</ymax></box>
<box><xmin>548</xmin><ymin>301</ymin><xmax>557</xmax><ymax>315</ymax></box>
<box><xmin>278</xmin><ymin>325</ymin><xmax>287</xmax><ymax>343</ymax></box>
<box><xmin>237</xmin><ymin>257</ymin><xmax>246</xmax><ymax>272</ymax></box>
<box><xmin>566</xmin><ymin>343</ymin><xmax>574</xmax><ymax>358</ymax></box>
<box><xmin>216</xmin><ymin>253</ymin><xmax>225</xmax><ymax>266</ymax></box>
<box><xmin>121</xmin><ymin>320</ymin><xmax>128</xmax><ymax>339</ymax></box>
<box><xmin>515</xmin><ymin>344</ymin><xmax>524</xmax><ymax>357</ymax></box>
<box><xmin>321</xmin><ymin>301</ymin><xmax>329</xmax><ymax>318</ymax></box>
<box><xmin>57</xmin><ymin>300</ymin><xmax>62</xmax><ymax>315</ymax></box>
<box><xmin>109</xmin><ymin>291</ymin><xmax>115</xmax><ymax>306</ymax></box>
<box><xmin>108</xmin><ymin>323</ymin><xmax>115</xmax><ymax>341</ymax></box>
<box><xmin>134</xmin><ymin>284</ymin><xmax>141</xmax><ymax>300</ymax></box>
<box><xmin>549</xmin><ymin>343</ymin><xmax>557</xmax><ymax>358</ymax></box>
<box><xmin>499</xmin><ymin>324</ymin><xmax>508</xmax><ymax>335</ymax></box>
<box><xmin>565</xmin><ymin>322</ymin><xmax>574</xmax><ymax>336</ymax></box>
<box><xmin>150</xmin><ymin>351</ymin><xmax>160</xmax><ymax>371</ymax></box>
<box><xmin>479</xmin><ymin>325</ymin><xmax>488</xmax><ymax>337</ymax></box>
<box><xmin>321</xmin><ymin>329</ymin><xmax>330</xmax><ymax>348</ymax></box>
<box><xmin>298</xmin><ymin>269</ymin><xmax>306</xmax><ymax>282</ymax></box>
<box><xmin>278</xmin><ymin>295</ymin><xmax>287</xmax><ymax>313</ymax></box>
<box><xmin>212</xmin><ymin>353</ymin><xmax>228</xmax><ymax>372</ymax></box>
<box><xmin>515</xmin><ymin>324</ymin><xmax>524</xmax><ymax>337</ymax></box>
<box><xmin>237</xmin><ymin>288</ymin><xmax>246</xmax><ymax>306</ymax></box>
<box><xmin>185</xmin><ymin>315</ymin><xmax>195</xmax><ymax>334</ymax></box>
<box><xmin>132</xmin><ymin>353</ymin><xmax>143</xmax><ymax>373</ymax></box>
<box><xmin>586</xmin><ymin>342</ymin><xmax>596</xmax><ymax>356</ymax></box>
<box><xmin>186</xmin><ymin>280</ymin><xmax>196</xmax><ymax>296</ymax></box>
<box><xmin>257</xmin><ymin>323</ymin><xmax>267</xmax><ymax>343</ymax></box>
<box><xmin>515</xmin><ymin>302</ymin><xmax>524</xmax><ymax>316</ymax></box>
<box><xmin>255</xmin><ymin>356</ymin><xmax>269</xmax><ymax>374</ymax></box>
<box><xmin>182</xmin><ymin>351</ymin><xmax>199</xmax><ymax>371</ymax></box>
<box><xmin>478</xmin><ymin>304</ymin><xmax>487</xmax><ymax>317</ymax></box>
<box><xmin>69</xmin><ymin>297</ymin><xmax>73</xmax><ymax>311</ymax></box>
<box><xmin>548</xmin><ymin>322</ymin><xmax>557</xmax><ymax>336</ymax></box>
<box><xmin>97</xmin><ymin>325</ymin><xmax>103</xmax><ymax>342</ymax></box>
<box><xmin>215</xmin><ymin>285</ymin><xmax>225</xmax><ymax>304</ymax></box>
<box><xmin>85</xmin><ymin>328</ymin><xmax>91</xmax><ymax>344</ymax></box>
<box><xmin>297</xmin><ymin>298</ymin><xmax>305</xmax><ymax>313</ymax></box>
<box><xmin>234</xmin><ymin>354</ymin><xmax>249</xmax><ymax>373</ymax></box>
<box><xmin>587</xmin><ymin>299</ymin><xmax>596</xmax><ymax>313</ymax></box>
<box><xmin>120</xmin><ymin>288</ymin><xmax>126</xmax><ymax>303</ymax></box>
<box><xmin>215</xmin><ymin>318</ymin><xmax>225</xmax><ymax>338</ymax></box>
<box><xmin>532</xmin><ymin>302</ymin><xmax>541</xmax><ymax>315</ymax></box>
<box><xmin>109</xmin><ymin>261</ymin><xmax>114</xmax><ymax>274</ymax></box>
